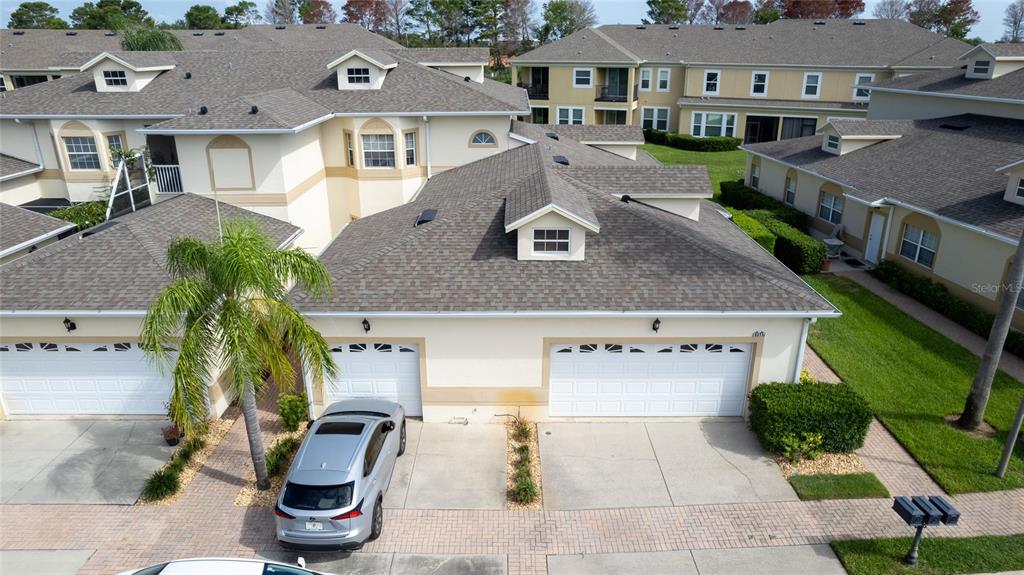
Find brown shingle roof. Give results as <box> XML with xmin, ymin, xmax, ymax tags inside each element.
<box><xmin>0</xmin><ymin>154</ymin><xmax>41</xmax><ymax>181</ymax></box>
<box><xmin>530</xmin><ymin>123</ymin><xmax>644</xmax><ymax>143</ymax></box>
<box><xmin>868</xmin><ymin>66</ymin><xmax>1024</xmax><ymax>102</ymax></box>
<box><xmin>0</xmin><ymin>203</ymin><xmax>74</xmax><ymax>256</ymax></box>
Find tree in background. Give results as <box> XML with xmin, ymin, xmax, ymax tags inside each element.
<box><xmin>503</xmin><ymin>0</ymin><xmax>535</xmax><ymax>53</ymax></box>
<box><xmin>720</xmin><ymin>0</ymin><xmax>753</xmax><ymax>23</ymax></box>
<box><xmin>1003</xmin><ymin>0</ymin><xmax>1023</xmax><ymax>42</ymax></box>
<box><xmin>8</xmin><ymin>1</ymin><xmax>68</xmax><ymax>28</ymax></box>
<box><xmin>184</xmin><ymin>4</ymin><xmax>224</xmax><ymax>28</ymax></box>
<box><xmin>909</xmin><ymin>0</ymin><xmax>977</xmax><ymax>39</ymax></box>
<box><xmin>753</xmin><ymin>0</ymin><xmax>781</xmax><ymax>23</ymax></box>
<box><xmin>342</xmin><ymin>0</ymin><xmax>389</xmax><ymax>32</ymax></box>
<box><xmin>120</xmin><ymin>27</ymin><xmax>183</xmax><ymax>49</ymax></box>
<box><xmin>644</xmin><ymin>0</ymin><xmax>689</xmax><ymax>24</ymax></box>
<box><xmin>382</xmin><ymin>0</ymin><xmax>409</xmax><ymax>40</ymax></box>
<box><xmin>535</xmin><ymin>0</ymin><xmax>596</xmax><ymax>43</ymax></box>
<box><xmin>224</xmin><ymin>1</ymin><xmax>262</xmax><ymax>26</ymax></box>
<box><xmin>872</xmin><ymin>0</ymin><xmax>909</xmax><ymax>19</ymax></box>
<box><xmin>264</xmin><ymin>0</ymin><xmax>297</xmax><ymax>24</ymax></box>
<box><xmin>781</xmin><ymin>0</ymin><xmax>864</xmax><ymax>19</ymax></box>
<box><xmin>300</xmin><ymin>0</ymin><xmax>338</xmax><ymax>23</ymax></box>
<box><xmin>71</xmin><ymin>0</ymin><xmax>154</xmax><ymax>29</ymax></box>
<box><xmin>474</xmin><ymin>0</ymin><xmax>505</xmax><ymax>56</ymax></box>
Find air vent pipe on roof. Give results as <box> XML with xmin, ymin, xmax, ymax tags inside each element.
<box><xmin>813</xmin><ymin>20</ymin><xmax>826</xmax><ymax>25</ymax></box>
<box><xmin>199</xmin><ymin>106</ymin><xmax>208</xmax><ymax>115</ymax></box>
<box><xmin>553</xmin><ymin>155</ymin><xmax>569</xmax><ymax>166</ymax></box>
<box><xmin>185</xmin><ymin>72</ymin><xmax>192</xmax><ymax>79</ymax></box>
<box><xmin>668</xmin><ymin>25</ymin><xmax>679</xmax><ymax>30</ymax></box>
<box><xmin>65</xmin><ymin>31</ymin><xmax>77</xmax><ymax>36</ymax></box>
<box><xmin>12</xmin><ymin>30</ymin><xmax>25</xmax><ymax>35</ymax></box>
<box><xmin>214</xmin><ymin>31</ymin><xmax>225</xmax><ymax>35</ymax></box>
<box><xmin>316</xmin><ymin>25</ymin><xmax>326</xmax><ymax>29</ymax></box>
<box><xmin>546</xmin><ymin>132</ymin><xmax>559</xmax><ymax>140</ymax></box>
<box><xmin>193</xmin><ymin>32</ymin><xmax>204</xmax><ymax>36</ymax></box>
<box><xmin>275</xmin><ymin>25</ymin><xmax>285</xmax><ymax>29</ymax></box>
<box><xmin>713</xmin><ymin>25</ymin><xmax>724</xmax><ymax>30</ymax></box>
<box><xmin>104</xmin><ymin>31</ymin><xmax>116</xmax><ymax>36</ymax></box>
<box><xmin>853</xmin><ymin>21</ymin><xmax>866</xmax><ymax>25</ymax></box>
<box><xmin>250</xmin><ymin>105</ymin><xmax>258</xmax><ymax>114</ymax></box>
<box><xmin>414</xmin><ymin>209</ymin><xmax>438</xmax><ymax>226</ymax></box>
<box><xmin>636</xmin><ymin>25</ymin><xmax>646</xmax><ymax>29</ymax></box>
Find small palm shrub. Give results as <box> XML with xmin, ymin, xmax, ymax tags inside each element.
<box><xmin>142</xmin><ymin>468</ymin><xmax>180</xmax><ymax>501</ymax></box>
<box><xmin>277</xmin><ymin>393</ymin><xmax>308</xmax><ymax>432</ymax></box>
<box><xmin>266</xmin><ymin>435</ymin><xmax>303</xmax><ymax>477</ymax></box>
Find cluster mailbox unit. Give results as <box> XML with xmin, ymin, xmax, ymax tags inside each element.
<box><xmin>892</xmin><ymin>495</ymin><xmax>961</xmax><ymax>565</ymax></box>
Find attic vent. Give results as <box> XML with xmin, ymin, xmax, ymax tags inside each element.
<box><xmin>193</xmin><ymin>32</ymin><xmax>204</xmax><ymax>36</ymax></box>
<box><xmin>635</xmin><ymin>25</ymin><xmax>646</xmax><ymax>29</ymax></box>
<box><xmin>939</xmin><ymin>123</ymin><xmax>969</xmax><ymax>131</ymax></box>
<box><xmin>713</xmin><ymin>25</ymin><xmax>724</xmax><ymax>30</ymax></box>
<box><xmin>316</xmin><ymin>421</ymin><xmax>365</xmax><ymax>435</ymax></box>
<box><xmin>853</xmin><ymin>20</ymin><xmax>866</xmax><ymax>25</ymax></box>
<box><xmin>104</xmin><ymin>31</ymin><xmax>116</xmax><ymax>36</ymax></box>
<box><xmin>735</xmin><ymin>26</ymin><xmax>746</xmax><ymax>30</ymax></box>
<box><xmin>415</xmin><ymin>209</ymin><xmax>438</xmax><ymax>226</ymax></box>
<box><xmin>546</xmin><ymin>132</ymin><xmax>559</xmax><ymax>140</ymax></box>
<box><xmin>80</xmin><ymin>221</ymin><xmax>117</xmax><ymax>238</ymax></box>
<box><xmin>65</xmin><ymin>31</ymin><xmax>78</xmax><ymax>36</ymax></box>
<box><xmin>553</xmin><ymin>155</ymin><xmax>569</xmax><ymax>166</ymax></box>
<box><xmin>250</xmin><ymin>105</ymin><xmax>258</xmax><ymax>114</ymax></box>
<box><xmin>668</xmin><ymin>25</ymin><xmax>679</xmax><ymax>30</ymax></box>
<box><xmin>813</xmin><ymin>20</ymin><xmax>826</xmax><ymax>25</ymax></box>
<box><xmin>275</xmin><ymin>25</ymin><xmax>286</xmax><ymax>29</ymax></box>
<box><xmin>12</xmin><ymin>30</ymin><xmax>25</xmax><ymax>35</ymax></box>
<box><xmin>316</xmin><ymin>24</ymin><xmax>326</xmax><ymax>29</ymax></box>
<box><xmin>198</xmin><ymin>105</ymin><xmax>208</xmax><ymax>115</ymax></box>
<box><xmin>214</xmin><ymin>31</ymin><xmax>225</xmax><ymax>36</ymax></box>
<box><xmin>185</xmin><ymin>72</ymin><xmax>192</xmax><ymax>79</ymax></box>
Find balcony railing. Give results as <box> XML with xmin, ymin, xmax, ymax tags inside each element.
<box><xmin>518</xmin><ymin>82</ymin><xmax>549</xmax><ymax>100</ymax></box>
<box><xmin>596</xmin><ymin>83</ymin><xmax>639</xmax><ymax>102</ymax></box>
<box><xmin>152</xmin><ymin>165</ymin><xmax>184</xmax><ymax>194</ymax></box>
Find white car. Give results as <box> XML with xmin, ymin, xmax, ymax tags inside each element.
<box><xmin>116</xmin><ymin>557</ymin><xmax>333</xmax><ymax>575</ymax></box>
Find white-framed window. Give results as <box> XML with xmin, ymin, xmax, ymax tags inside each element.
<box><xmin>103</xmin><ymin>70</ymin><xmax>128</xmax><ymax>87</ymax></box>
<box><xmin>63</xmin><ymin>136</ymin><xmax>100</xmax><ymax>170</ymax></box>
<box><xmin>557</xmin><ymin>106</ymin><xmax>584</xmax><ymax>125</ymax></box>
<box><xmin>641</xmin><ymin>107</ymin><xmax>670</xmax><ymax>131</ymax></box>
<box><xmin>691</xmin><ymin>112</ymin><xmax>736</xmax><ymax>137</ymax></box>
<box><xmin>361</xmin><ymin>133</ymin><xmax>395</xmax><ymax>168</ymax></box>
<box><xmin>825</xmin><ymin>134</ymin><xmax>840</xmax><ymax>151</ymax></box>
<box><xmin>900</xmin><ymin>224</ymin><xmax>938</xmax><ymax>268</ymax></box>
<box><xmin>784</xmin><ymin>176</ymin><xmax>796</xmax><ymax>205</ymax></box>
<box><xmin>106</xmin><ymin>134</ymin><xmax>124</xmax><ymax>154</ymax></box>
<box><xmin>853</xmin><ymin>73</ymin><xmax>874</xmax><ymax>101</ymax></box>
<box><xmin>802</xmin><ymin>72</ymin><xmax>821</xmax><ymax>99</ymax></box>
<box><xmin>573</xmin><ymin>68</ymin><xmax>592</xmax><ymax>88</ymax></box>
<box><xmin>639</xmin><ymin>68</ymin><xmax>652</xmax><ymax>91</ymax></box>
<box><xmin>657</xmin><ymin>68</ymin><xmax>671</xmax><ymax>92</ymax></box>
<box><xmin>703</xmin><ymin>69</ymin><xmax>720</xmax><ymax>95</ymax></box>
<box><xmin>470</xmin><ymin>131</ymin><xmax>496</xmax><ymax>145</ymax></box>
<box><xmin>750</xmin><ymin>163</ymin><xmax>760</xmax><ymax>189</ymax></box>
<box><xmin>404</xmin><ymin>131</ymin><xmax>416</xmax><ymax>166</ymax></box>
<box><xmin>750</xmin><ymin>71</ymin><xmax>769</xmax><ymax>96</ymax></box>
<box><xmin>347</xmin><ymin>67</ymin><xmax>370</xmax><ymax>84</ymax></box>
<box><xmin>1016</xmin><ymin>177</ymin><xmax>1024</xmax><ymax>198</ymax></box>
<box><xmin>345</xmin><ymin>132</ymin><xmax>355</xmax><ymax>166</ymax></box>
<box><xmin>972</xmin><ymin>60</ymin><xmax>991</xmax><ymax>75</ymax></box>
<box><xmin>818</xmin><ymin>192</ymin><xmax>844</xmax><ymax>224</ymax></box>
<box><xmin>533</xmin><ymin>228</ymin><xmax>570</xmax><ymax>253</ymax></box>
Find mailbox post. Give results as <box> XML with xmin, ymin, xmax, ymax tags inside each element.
<box><xmin>891</xmin><ymin>495</ymin><xmax>961</xmax><ymax>565</ymax></box>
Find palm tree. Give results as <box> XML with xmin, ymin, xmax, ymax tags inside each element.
<box><xmin>141</xmin><ymin>219</ymin><xmax>336</xmax><ymax>489</ymax></box>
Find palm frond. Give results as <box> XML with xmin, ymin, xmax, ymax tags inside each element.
<box><xmin>262</xmin><ymin>298</ymin><xmax>338</xmax><ymax>387</ymax></box>
<box><xmin>167</xmin><ymin>310</ymin><xmax>219</xmax><ymax>435</ymax></box>
<box><xmin>165</xmin><ymin>237</ymin><xmax>211</xmax><ymax>280</ymax></box>
<box><xmin>140</xmin><ymin>278</ymin><xmax>215</xmax><ymax>370</ymax></box>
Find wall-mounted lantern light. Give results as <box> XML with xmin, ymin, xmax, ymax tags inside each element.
<box><xmin>362</xmin><ymin>318</ymin><xmax>371</xmax><ymax>334</ymax></box>
<box><xmin>63</xmin><ymin>317</ymin><xmax>77</xmax><ymax>332</ymax></box>
<box><xmin>652</xmin><ymin>318</ymin><xmax>661</xmax><ymax>333</ymax></box>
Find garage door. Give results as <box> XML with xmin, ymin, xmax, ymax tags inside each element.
<box><xmin>325</xmin><ymin>343</ymin><xmax>422</xmax><ymax>417</ymax></box>
<box><xmin>549</xmin><ymin>342</ymin><xmax>752</xmax><ymax>417</ymax></box>
<box><xmin>0</xmin><ymin>342</ymin><xmax>173</xmax><ymax>415</ymax></box>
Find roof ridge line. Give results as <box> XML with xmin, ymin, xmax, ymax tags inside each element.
<box><xmin>590</xmin><ymin>27</ymin><xmax>642</xmax><ymax>62</ymax></box>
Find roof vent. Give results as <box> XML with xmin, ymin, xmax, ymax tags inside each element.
<box><xmin>735</xmin><ymin>26</ymin><xmax>745</xmax><ymax>30</ymax></box>
<box><xmin>80</xmin><ymin>221</ymin><xmax>117</xmax><ymax>238</ymax></box>
<box><xmin>193</xmin><ymin>32</ymin><xmax>204</xmax><ymax>36</ymax></box>
<box><xmin>316</xmin><ymin>24</ymin><xmax>326</xmax><ymax>29</ymax></box>
<box><xmin>104</xmin><ymin>31</ymin><xmax>116</xmax><ymax>36</ymax></box>
<box><xmin>813</xmin><ymin>20</ymin><xmax>826</xmax><ymax>25</ymax></box>
<box><xmin>635</xmin><ymin>25</ymin><xmax>646</xmax><ymax>29</ymax></box>
<box><xmin>545</xmin><ymin>132</ymin><xmax>559</xmax><ymax>140</ymax></box>
<box><xmin>275</xmin><ymin>25</ymin><xmax>285</xmax><ymax>29</ymax></box>
<box><xmin>65</xmin><ymin>31</ymin><xmax>78</xmax><ymax>36</ymax></box>
<box><xmin>185</xmin><ymin>72</ymin><xmax>192</xmax><ymax>79</ymax></box>
<box><xmin>464</xmin><ymin>76</ymin><xmax>471</xmax><ymax>81</ymax></box>
<box><xmin>12</xmin><ymin>30</ymin><xmax>25</xmax><ymax>35</ymax></box>
<box><xmin>939</xmin><ymin>123</ymin><xmax>969</xmax><ymax>131</ymax></box>
<box><xmin>198</xmin><ymin>105</ymin><xmax>208</xmax><ymax>115</ymax></box>
<box><xmin>553</xmin><ymin>155</ymin><xmax>569</xmax><ymax>166</ymax></box>
<box><xmin>668</xmin><ymin>25</ymin><xmax>679</xmax><ymax>30</ymax></box>
<box><xmin>415</xmin><ymin>209</ymin><xmax>438</xmax><ymax>226</ymax></box>
<box><xmin>250</xmin><ymin>105</ymin><xmax>258</xmax><ymax>114</ymax></box>
<box><xmin>853</xmin><ymin>20</ymin><xmax>866</xmax><ymax>25</ymax></box>
<box><xmin>214</xmin><ymin>31</ymin><xmax>225</xmax><ymax>36</ymax></box>
<box><xmin>713</xmin><ymin>25</ymin><xmax>724</xmax><ymax>30</ymax></box>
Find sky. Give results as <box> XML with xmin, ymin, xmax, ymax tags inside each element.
<box><xmin>2</xmin><ymin>0</ymin><xmax>1014</xmax><ymax>42</ymax></box>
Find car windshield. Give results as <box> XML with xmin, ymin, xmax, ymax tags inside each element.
<box><xmin>282</xmin><ymin>482</ymin><xmax>353</xmax><ymax>511</ymax></box>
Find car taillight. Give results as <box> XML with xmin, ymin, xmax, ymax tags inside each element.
<box><xmin>274</xmin><ymin>506</ymin><xmax>295</xmax><ymax>519</ymax></box>
<box><xmin>331</xmin><ymin>508</ymin><xmax>362</xmax><ymax>520</ymax></box>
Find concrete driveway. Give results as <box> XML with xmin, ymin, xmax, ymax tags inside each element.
<box><xmin>260</xmin><ymin>552</ymin><xmax>507</xmax><ymax>574</ymax></box>
<box><xmin>547</xmin><ymin>545</ymin><xmax>846</xmax><ymax>575</ymax></box>
<box><xmin>0</xmin><ymin>420</ymin><xmax>174</xmax><ymax>504</ymax></box>
<box><xmin>0</xmin><ymin>550</ymin><xmax>94</xmax><ymax>575</ymax></box>
<box><xmin>384</xmin><ymin>420</ymin><xmax>506</xmax><ymax>510</ymax></box>
<box><xmin>538</xmin><ymin>421</ymin><xmax>796</xmax><ymax>509</ymax></box>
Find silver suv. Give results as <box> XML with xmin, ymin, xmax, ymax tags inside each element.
<box><xmin>274</xmin><ymin>399</ymin><xmax>406</xmax><ymax>550</ymax></box>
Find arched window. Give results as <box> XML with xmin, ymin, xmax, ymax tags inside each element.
<box><xmin>469</xmin><ymin>130</ymin><xmax>497</xmax><ymax>147</ymax></box>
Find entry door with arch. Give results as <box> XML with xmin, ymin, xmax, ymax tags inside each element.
<box><xmin>865</xmin><ymin>212</ymin><xmax>886</xmax><ymax>264</ymax></box>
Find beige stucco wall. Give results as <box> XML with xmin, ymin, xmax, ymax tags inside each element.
<box><xmin>681</xmin><ymin>107</ymin><xmax>866</xmax><ymax>141</ymax></box>
<box><xmin>684</xmin><ymin>67</ymin><xmax>890</xmax><ymax>102</ymax></box>
<box><xmin>867</xmin><ymin>91</ymin><xmax>1024</xmax><ymax>120</ymax></box>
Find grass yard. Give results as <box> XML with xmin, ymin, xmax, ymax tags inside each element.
<box><xmin>805</xmin><ymin>275</ymin><xmax>1024</xmax><ymax>493</ymax></box>
<box><xmin>832</xmin><ymin>534</ymin><xmax>1024</xmax><ymax>575</ymax></box>
<box><xmin>639</xmin><ymin>143</ymin><xmax>746</xmax><ymax>195</ymax></box>
<box><xmin>789</xmin><ymin>472</ymin><xmax>889</xmax><ymax>501</ymax></box>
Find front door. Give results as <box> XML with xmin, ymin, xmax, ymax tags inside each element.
<box><xmin>865</xmin><ymin>212</ymin><xmax>886</xmax><ymax>264</ymax></box>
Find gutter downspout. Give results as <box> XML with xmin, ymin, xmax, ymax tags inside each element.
<box><xmin>423</xmin><ymin>115</ymin><xmax>432</xmax><ymax>179</ymax></box>
<box><xmin>792</xmin><ymin>317</ymin><xmax>813</xmax><ymax>383</ymax></box>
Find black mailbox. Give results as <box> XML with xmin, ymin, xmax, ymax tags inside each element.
<box><xmin>912</xmin><ymin>496</ymin><xmax>943</xmax><ymax>526</ymax></box>
<box><xmin>893</xmin><ymin>496</ymin><xmax>924</xmax><ymax>526</ymax></box>
<box><xmin>928</xmin><ymin>496</ymin><xmax>961</xmax><ymax>526</ymax></box>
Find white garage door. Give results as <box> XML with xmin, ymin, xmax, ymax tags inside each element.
<box><xmin>325</xmin><ymin>343</ymin><xmax>422</xmax><ymax>417</ymax></box>
<box><xmin>0</xmin><ymin>342</ymin><xmax>174</xmax><ymax>415</ymax></box>
<box><xmin>549</xmin><ymin>342</ymin><xmax>753</xmax><ymax>417</ymax></box>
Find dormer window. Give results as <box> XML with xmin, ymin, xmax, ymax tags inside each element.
<box><xmin>533</xmin><ymin>228</ymin><xmax>570</xmax><ymax>253</ymax></box>
<box><xmin>825</xmin><ymin>134</ymin><xmax>840</xmax><ymax>151</ymax></box>
<box><xmin>347</xmin><ymin>68</ymin><xmax>370</xmax><ymax>84</ymax></box>
<box><xmin>1017</xmin><ymin>177</ymin><xmax>1024</xmax><ymax>199</ymax></box>
<box><xmin>103</xmin><ymin>70</ymin><xmax>127</xmax><ymax>87</ymax></box>
<box><xmin>973</xmin><ymin>60</ymin><xmax>991</xmax><ymax>75</ymax></box>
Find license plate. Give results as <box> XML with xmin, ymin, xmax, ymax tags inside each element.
<box><xmin>305</xmin><ymin>521</ymin><xmax>323</xmax><ymax>531</ymax></box>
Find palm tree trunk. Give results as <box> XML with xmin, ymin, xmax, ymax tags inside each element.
<box><xmin>241</xmin><ymin>385</ymin><xmax>271</xmax><ymax>490</ymax></box>
<box><xmin>960</xmin><ymin>227</ymin><xmax>1024</xmax><ymax>430</ymax></box>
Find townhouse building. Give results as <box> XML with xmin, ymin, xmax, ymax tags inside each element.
<box><xmin>511</xmin><ymin>19</ymin><xmax>967</xmax><ymax>144</ymax></box>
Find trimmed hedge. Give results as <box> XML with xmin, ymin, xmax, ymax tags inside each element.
<box><xmin>719</xmin><ymin>180</ymin><xmax>807</xmax><ymax>229</ymax></box>
<box><xmin>871</xmin><ymin>260</ymin><xmax>1024</xmax><ymax>358</ymax></box>
<box><xmin>643</xmin><ymin>129</ymin><xmax>741</xmax><ymax>152</ymax></box>
<box><xmin>726</xmin><ymin>207</ymin><xmax>775</xmax><ymax>252</ymax></box>
<box><xmin>749</xmin><ymin>382</ymin><xmax>872</xmax><ymax>454</ymax></box>
<box><xmin>747</xmin><ymin>211</ymin><xmax>826</xmax><ymax>275</ymax></box>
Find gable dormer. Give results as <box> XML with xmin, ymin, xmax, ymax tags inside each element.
<box><xmin>71</xmin><ymin>52</ymin><xmax>175</xmax><ymax>93</ymax></box>
<box><xmin>960</xmin><ymin>44</ymin><xmax>1024</xmax><ymax>80</ymax></box>
<box><xmin>327</xmin><ymin>50</ymin><xmax>396</xmax><ymax>90</ymax></box>
<box><xmin>504</xmin><ymin>161</ymin><xmax>599</xmax><ymax>261</ymax></box>
<box><xmin>818</xmin><ymin>120</ymin><xmax>906</xmax><ymax>156</ymax></box>
<box><xmin>999</xmin><ymin>160</ymin><xmax>1024</xmax><ymax>206</ymax></box>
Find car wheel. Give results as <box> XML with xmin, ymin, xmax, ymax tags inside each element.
<box><xmin>368</xmin><ymin>497</ymin><xmax>384</xmax><ymax>541</ymax></box>
<box><xmin>397</xmin><ymin>421</ymin><xmax>407</xmax><ymax>456</ymax></box>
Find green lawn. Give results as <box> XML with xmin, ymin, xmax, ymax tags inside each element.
<box><xmin>789</xmin><ymin>472</ymin><xmax>889</xmax><ymax>501</ymax></box>
<box><xmin>639</xmin><ymin>143</ymin><xmax>745</xmax><ymax>195</ymax></box>
<box><xmin>805</xmin><ymin>275</ymin><xmax>1024</xmax><ymax>493</ymax></box>
<box><xmin>832</xmin><ymin>534</ymin><xmax>1024</xmax><ymax>575</ymax></box>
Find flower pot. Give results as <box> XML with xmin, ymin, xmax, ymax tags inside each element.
<box><xmin>165</xmin><ymin>436</ymin><xmax>180</xmax><ymax>447</ymax></box>
<box><xmin>821</xmin><ymin>259</ymin><xmax>832</xmax><ymax>272</ymax></box>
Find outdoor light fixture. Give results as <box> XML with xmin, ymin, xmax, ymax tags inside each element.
<box><xmin>62</xmin><ymin>317</ymin><xmax>76</xmax><ymax>332</ymax></box>
<box><xmin>892</xmin><ymin>495</ymin><xmax>960</xmax><ymax>565</ymax></box>
<box><xmin>362</xmin><ymin>318</ymin><xmax>371</xmax><ymax>334</ymax></box>
<box><xmin>652</xmin><ymin>318</ymin><xmax>661</xmax><ymax>333</ymax></box>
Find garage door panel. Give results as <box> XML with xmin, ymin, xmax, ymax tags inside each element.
<box><xmin>326</xmin><ymin>343</ymin><xmax>422</xmax><ymax>417</ymax></box>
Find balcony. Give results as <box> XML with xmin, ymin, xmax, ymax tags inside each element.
<box><xmin>152</xmin><ymin>165</ymin><xmax>184</xmax><ymax>194</ymax></box>
<box><xmin>518</xmin><ymin>82</ymin><xmax>548</xmax><ymax>100</ymax></box>
<box><xmin>595</xmin><ymin>83</ymin><xmax>638</xmax><ymax>103</ymax></box>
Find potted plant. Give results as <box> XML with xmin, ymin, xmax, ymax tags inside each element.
<box><xmin>162</xmin><ymin>424</ymin><xmax>182</xmax><ymax>446</ymax></box>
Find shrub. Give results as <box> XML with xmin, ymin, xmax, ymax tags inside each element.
<box><xmin>142</xmin><ymin>468</ymin><xmax>180</xmax><ymax>501</ymax></box>
<box><xmin>50</xmin><ymin>201</ymin><xmax>107</xmax><ymax>231</ymax></box>
<box><xmin>266</xmin><ymin>435</ymin><xmax>302</xmax><ymax>477</ymax></box>
<box><xmin>781</xmin><ymin>432</ymin><xmax>824</xmax><ymax>464</ymax></box>
<box><xmin>725</xmin><ymin>207</ymin><xmax>775</xmax><ymax>252</ymax></box>
<box><xmin>644</xmin><ymin>129</ymin><xmax>741</xmax><ymax>152</ymax></box>
<box><xmin>719</xmin><ymin>180</ymin><xmax>807</xmax><ymax>229</ymax></box>
<box><xmin>871</xmin><ymin>260</ymin><xmax>1024</xmax><ymax>358</ymax></box>
<box><xmin>512</xmin><ymin>418</ymin><xmax>532</xmax><ymax>443</ymax></box>
<box><xmin>747</xmin><ymin>212</ymin><xmax>826</xmax><ymax>275</ymax></box>
<box><xmin>277</xmin><ymin>393</ymin><xmax>308</xmax><ymax>433</ymax></box>
<box><xmin>748</xmin><ymin>382</ymin><xmax>872</xmax><ymax>454</ymax></box>
<box><xmin>509</xmin><ymin>476</ymin><xmax>539</xmax><ymax>504</ymax></box>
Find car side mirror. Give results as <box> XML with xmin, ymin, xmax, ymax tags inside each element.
<box><xmin>306</xmin><ymin>420</ymin><xmax>314</xmax><ymax>430</ymax></box>
<box><xmin>383</xmin><ymin>421</ymin><xmax>396</xmax><ymax>433</ymax></box>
